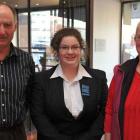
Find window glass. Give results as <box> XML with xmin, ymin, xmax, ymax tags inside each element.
<box><xmin>121</xmin><ymin>2</ymin><xmax>140</xmax><ymax>63</ymax></box>
<box><xmin>18</xmin><ymin>13</ymin><xmax>28</xmax><ymax>51</ymax></box>
<box><xmin>31</xmin><ymin>9</ymin><xmax>86</xmax><ymax>72</ymax></box>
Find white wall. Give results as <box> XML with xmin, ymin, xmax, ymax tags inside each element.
<box><xmin>92</xmin><ymin>0</ymin><xmax>121</xmax><ymax>84</ymax></box>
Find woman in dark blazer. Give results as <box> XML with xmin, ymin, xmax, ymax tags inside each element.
<box><xmin>31</xmin><ymin>28</ymin><xmax>108</xmax><ymax>140</ymax></box>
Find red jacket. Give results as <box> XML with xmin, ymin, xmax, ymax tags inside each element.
<box><xmin>104</xmin><ymin>56</ymin><xmax>139</xmax><ymax>140</ymax></box>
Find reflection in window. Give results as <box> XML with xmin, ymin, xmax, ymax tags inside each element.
<box><xmin>31</xmin><ymin>10</ymin><xmax>86</xmax><ymax>72</ymax></box>
<box><xmin>121</xmin><ymin>2</ymin><xmax>140</xmax><ymax>63</ymax></box>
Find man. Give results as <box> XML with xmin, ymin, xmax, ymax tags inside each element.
<box><xmin>0</xmin><ymin>3</ymin><xmax>35</xmax><ymax>140</ymax></box>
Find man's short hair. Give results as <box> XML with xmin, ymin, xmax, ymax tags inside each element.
<box><xmin>0</xmin><ymin>2</ymin><xmax>17</xmax><ymax>22</ymax></box>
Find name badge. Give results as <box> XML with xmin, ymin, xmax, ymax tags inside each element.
<box><xmin>81</xmin><ymin>84</ymin><xmax>90</xmax><ymax>96</ymax></box>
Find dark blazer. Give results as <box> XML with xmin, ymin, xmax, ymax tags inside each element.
<box><xmin>31</xmin><ymin>66</ymin><xmax>108</xmax><ymax>140</ymax></box>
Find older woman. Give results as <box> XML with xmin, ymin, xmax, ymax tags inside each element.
<box><xmin>104</xmin><ymin>22</ymin><xmax>140</xmax><ymax>140</ymax></box>
<box><xmin>31</xmin><ymin>28</ymin><xmax>108</xmax><ymax>140</ymax></box>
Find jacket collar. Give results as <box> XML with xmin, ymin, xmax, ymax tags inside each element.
<box><xmin>120</xmin><ymin>56</ymin><xmax>139</xmax><ymax>73</ymax></box>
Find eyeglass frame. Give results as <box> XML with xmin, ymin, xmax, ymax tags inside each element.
<box><xmin>59</xmin><ymin>44</ymin><xmax>82</xmax><ymax>52</ymax></box>
<box><xmin>135</xmin><ymin>35</ymin><xmax>140</xmax><ymax>41</ymax></box>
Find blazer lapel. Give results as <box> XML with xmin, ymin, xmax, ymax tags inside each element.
<box><xmin>52</xmin><ymin>77</ymin><xmax>75</xmax><ymax>119</ymax></box>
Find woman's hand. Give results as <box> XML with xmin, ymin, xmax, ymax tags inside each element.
<box><xmin>104</xmin><ymin>133</ymin><xmax>111</xmax><ymax>140</ymax></box>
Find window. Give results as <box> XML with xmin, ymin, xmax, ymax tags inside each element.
<box><xmin>121</xmin><ymin>1</ymin><xmax>140</xmax><ymax>63</ymax></box>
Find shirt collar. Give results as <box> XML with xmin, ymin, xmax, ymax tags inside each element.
<box><xmin>2</xmin><ymin>43</ymin><xmax>19</xmax><ymax>60</ymax></box>
<box><xmin>9</xmin><ymin>43</ymin><xmax>20</xmax><ymax>57</ymax></box>
<box><xmin>50</xmin><ymin>64</ymin><xmax>92</xmax><ymax>81</ymax></box>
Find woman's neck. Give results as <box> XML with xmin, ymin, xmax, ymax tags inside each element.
<box><xmin>61</xmin><ymin>64</ymin><xmax>79</xmax><ymax>81</ymax></box>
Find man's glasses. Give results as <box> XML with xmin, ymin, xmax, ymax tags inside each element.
<box><xmin>59</xmin><ymin>45</ymin><xmax>81</xmax><ymax>52</ymax></box>
<box><xmin>135</xmin><ymin>35</ymin><xmax>140</xmax><ymax>41</ymax></box>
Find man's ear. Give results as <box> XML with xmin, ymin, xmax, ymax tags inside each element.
<box><xmin>14</xmin><ymin>22</ymin><xmax>17</xmax><ymax>31</ymax></box>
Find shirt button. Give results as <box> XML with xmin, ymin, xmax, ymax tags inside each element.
<box><xmin>2</xmin><ymin>119</ymin><xmax>6</xmax><ymax>122</ymax></box>
<box><xmin>0</xmin><ymin>62</ymin><xmax>3</xmax><ymax>65</ymax></box>
<box><xmin>1</xmin><ymin>89</ymin><xmax>4</xmax><ymax>92</ymax></box>
<box><xmin>2</xmin><ymin>104</ymin><xmax>5</xmax><ymax>107</ymax></box>
<box><xmin>1</xmin><ymin>75</ymin><xmax>3</xmax><ymax>78</ymax></box>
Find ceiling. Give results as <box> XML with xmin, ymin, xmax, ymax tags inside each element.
<box><xmin>121</xmin><ymin>0</ymin><xmax>133</xmax><ymax>1</ymax></box>
<box><xmin>0</xmin><ymin>0</ymin><xmax>59</xmax><ymax>9</ymax></box>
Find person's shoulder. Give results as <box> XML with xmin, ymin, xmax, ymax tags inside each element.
<box><xmin>122</xmin><ymin>57</ymin><xmax>138</xmax><ymax>66</ymax></box>
<box><xmin>14</xmin><ymin>47</ymin><xmax>30</xmax><ymax>56</ymax></box>
<box><xmin>36</xmin><ymin>66</ymin><xmax>57</xmax><ymax>79</ymax></box>
<box><xmin>83</xmin><ymin>65</ymin><xmax>106</xmax><ymax>78</ymax></box>
<box><xmin>13</xmin><ymin>47</ymin><xmax>34</xmax><ymax>64</ymax></box>
<box><xmin>119</xmin><ymin>56</ymin><xmax>139</xmax><ymax>71</ymax></box>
